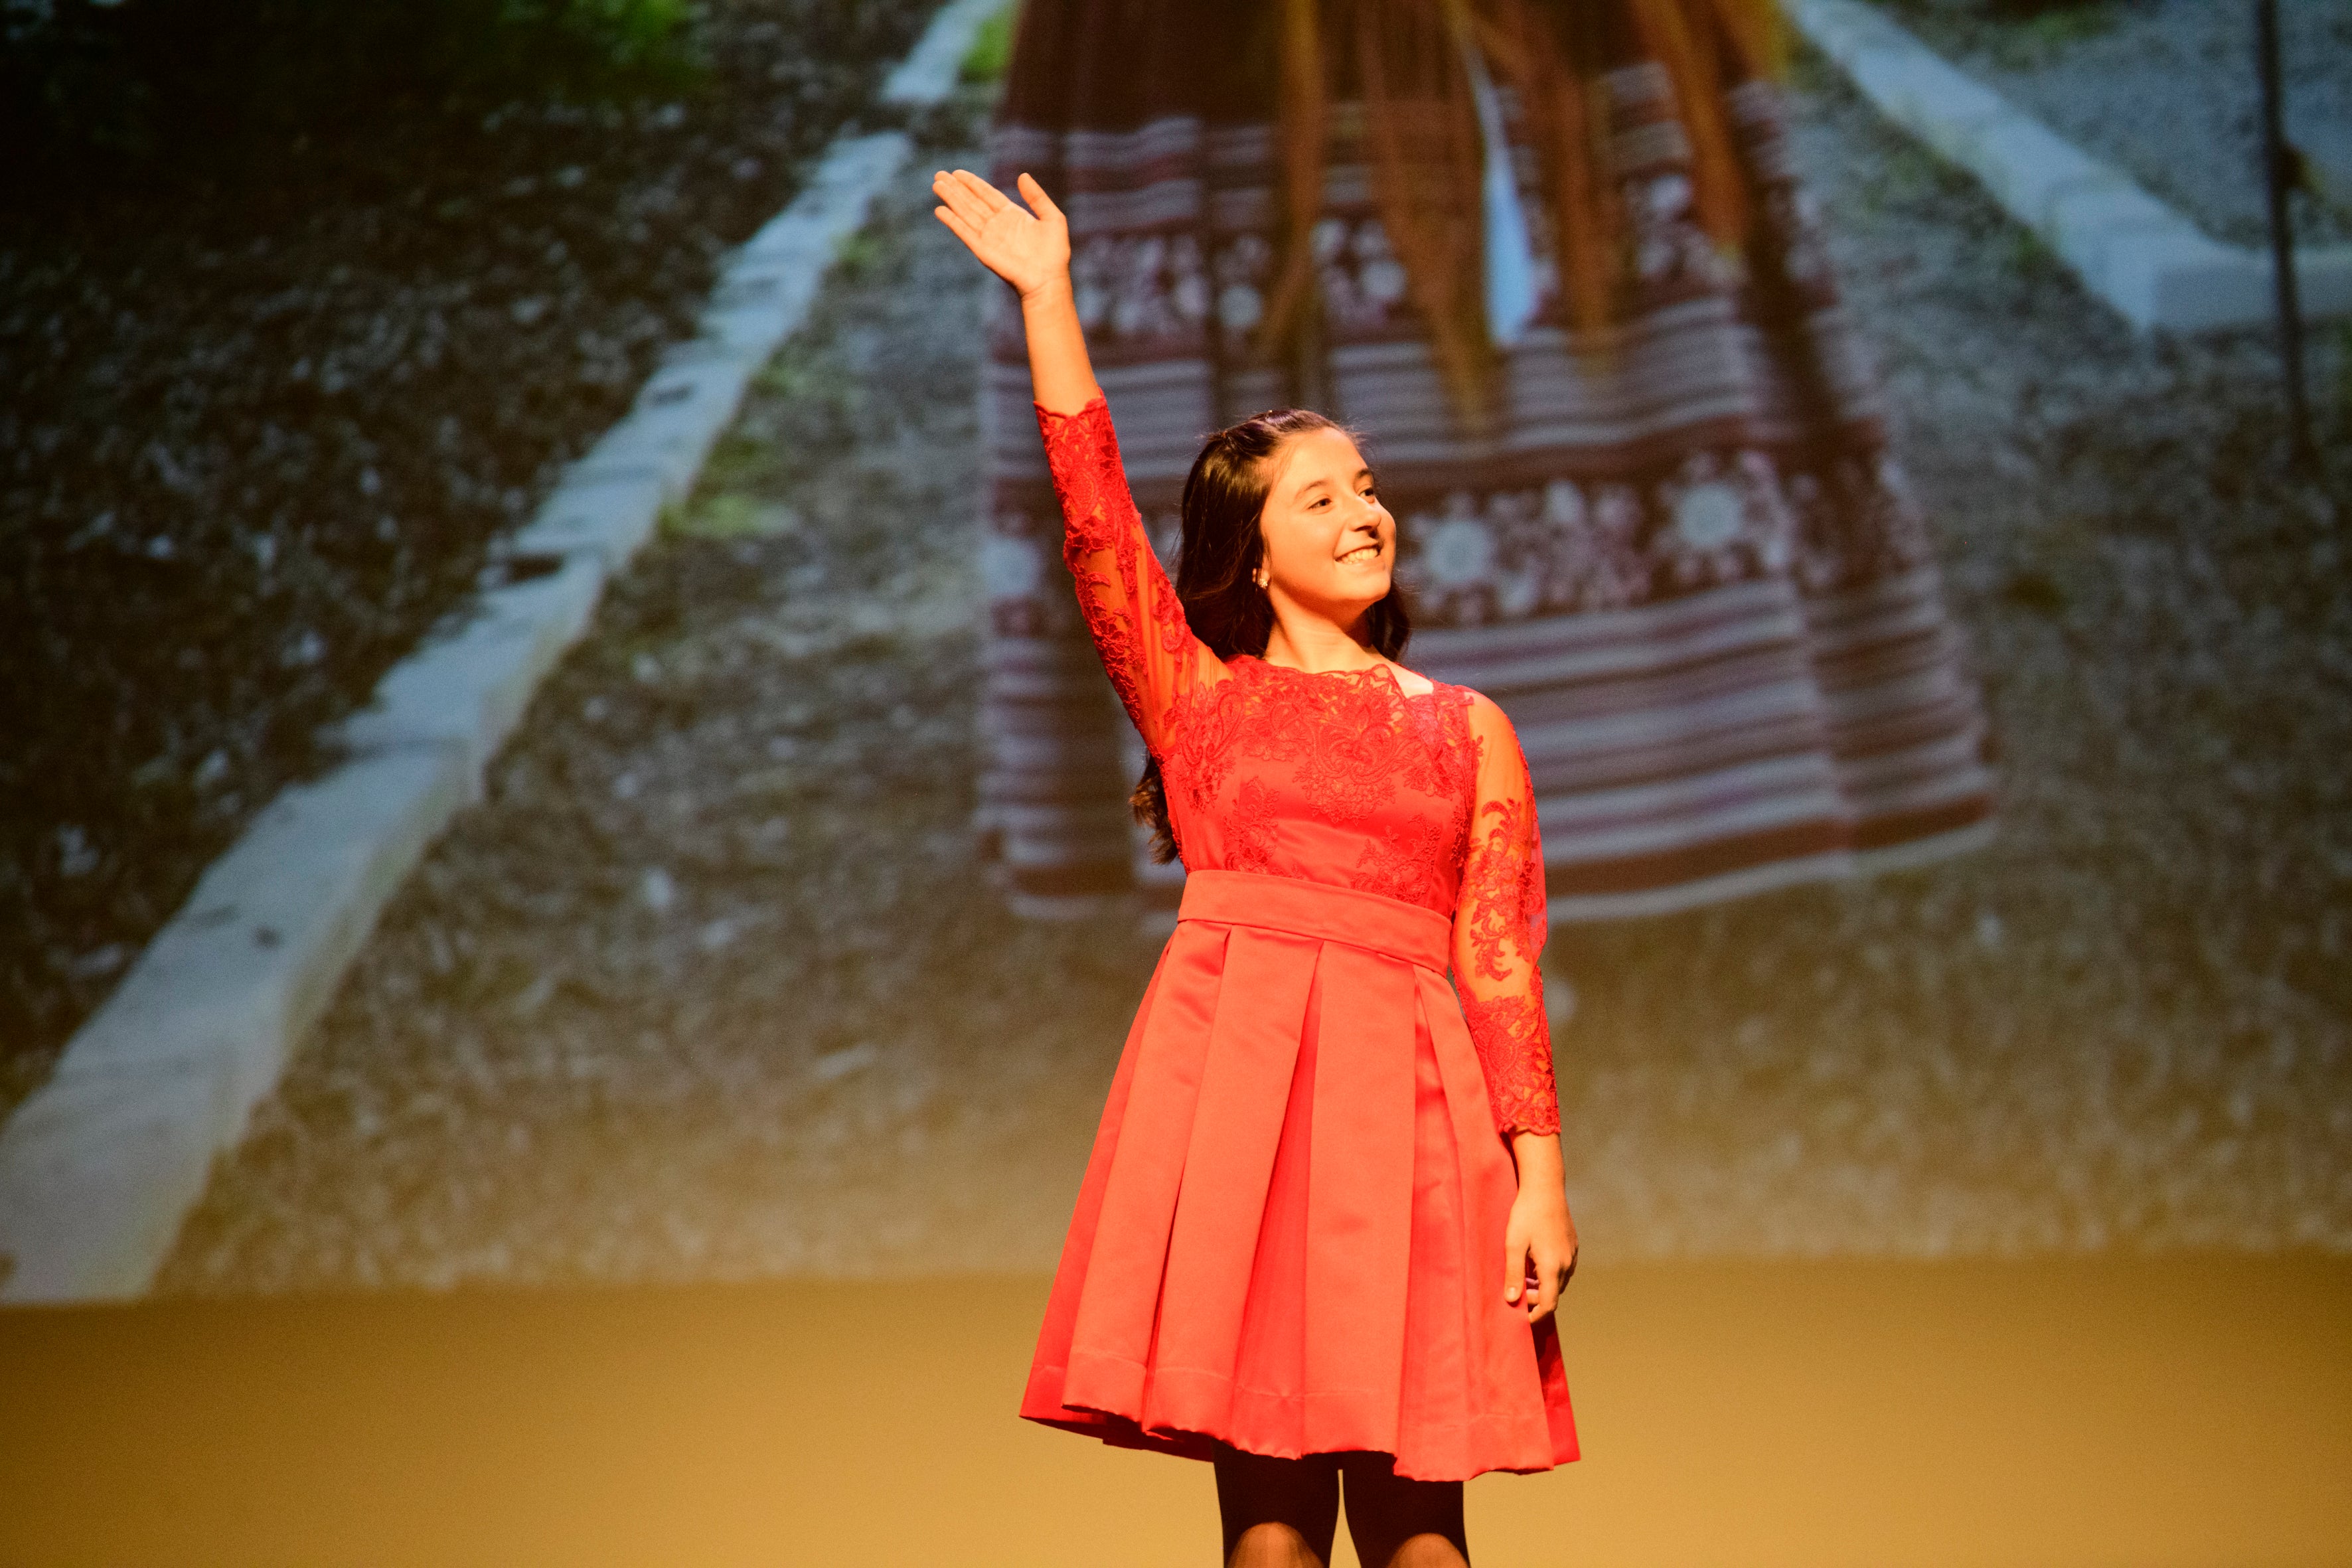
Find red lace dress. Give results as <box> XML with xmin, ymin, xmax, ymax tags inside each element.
<box><xmin>1017</xmin><ymin>399</ymin><xmax>1578</xmax><ymax>1482</ymax></box>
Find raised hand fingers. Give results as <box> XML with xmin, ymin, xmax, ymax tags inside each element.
<box><xmin>951</xmin><ymin>167</ymin><xmax>1009</xmax><ymax>202</ymax></box>
<box><xmin>931</xmin><ymin>200</ymin><xmax>984</xmax><ymax>254</ymax></box>
<box><xmin>929</xmin><ymin>170</ymin><xmax>1006</xmax><ymax>234</ymax></box>
<box><xmin>930</xmin><ymin>169</ymin><xmax>1000</xmax><ymax>228</ymax></box>
<box><xmin>1015</xmin><ymin>171</ymin><xmax>1067</xmax><ymax>228</ymax></box>
<box><xmin>950</xmin><ymin>169</ymin><xmax>1023</xmax><ymax>225</ymax></box>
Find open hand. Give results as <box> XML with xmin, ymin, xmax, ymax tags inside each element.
<box><xmin>931</xmin><ymin>169</ymin><xmax>1071</xmax><ymax>301</ymax></box>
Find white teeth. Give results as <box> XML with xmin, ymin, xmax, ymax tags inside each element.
<box><xmin>1339</xmin><ymin>545</ymin><xmax>1380</xmax><ymax>565</ymax></box>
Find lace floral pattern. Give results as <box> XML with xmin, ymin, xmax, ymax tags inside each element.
<box><xmin>1460</xmin><ymin>796</ymin><xmax>1541</xmax><ymax>984</ymax></box>
<box><xmin>1232</xmin><ymin>663</ymin><xmax>1462</xmax><ymax>826</ymax></box>
<box><xmin>1227</xmin><ymin>777</ymin><xmax>1287</xmax><ymax>879</ymax></box>
<box><xmin>1458</xmin><ymin>992</ymin><xmax>1558</xmax><ymax>1137</ymax></box>
<box><xmin>1038</xmin><ymin>396</ymin><xmax>1560</xmax><ymax>1137</ymax></box>
<box><xmin>1448</xmin><ymin>719</ymin><xmax>1560</xmax><ymax>1135</ymax></box>
<box><xmin>1036</xmin><ymin>400</ymin><xmax>1206</xmax><ymax>747</ymax></box>
<box><xmin>1351</xmin><ymin>817</ymin><xmax>1450</xmax><ymax>910</ymax></box>
<box><xmin>1154</xmin><ymin>661</ymin><xmax>1482</xmax><ymax>916</ymax></box>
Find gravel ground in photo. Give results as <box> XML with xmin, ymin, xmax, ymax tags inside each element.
<box><xmin>0</xmin><ymin>0</ymin><xmax>942</xmax><ymax>1126</ymax></box>
<box><xmin>159</xmin><ymin>58</ymin><xmax>2352</xmax><ymax>1295</ymax></box>
<box><xmin>1871</xmin><ymin>0</ymin><xmax>2352</xmax><ymax>247</ymax></box>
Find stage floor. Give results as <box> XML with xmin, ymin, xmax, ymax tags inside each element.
<box><xmin>5</xmin><ymin>1257</ymin><xmax>2346</xmax><ymax>1565</ymax></box>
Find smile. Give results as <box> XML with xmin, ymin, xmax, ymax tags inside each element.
<box><xmin>1337</xmin><ymin>544</ymin><xmax>1382</xmax><ymax>566</ymax></box>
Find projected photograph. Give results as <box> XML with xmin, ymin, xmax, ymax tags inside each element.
<box><xmin>2</xmin><ymin>1</ymin><xmax>2346</xmax><ymax>1563</ymax></box>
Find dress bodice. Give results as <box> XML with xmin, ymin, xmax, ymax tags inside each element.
<box><xmin>1038</xmin><ymin>398</ymin><xmax>1560</xmax><ymax>1136</ymax></box>
<box><xmin>1158</xmin><ymin>657</ymin><xmax>1477</xmax><ymax>917</ymax></box>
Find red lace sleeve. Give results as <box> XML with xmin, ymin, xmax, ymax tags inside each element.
<box><xmin>1035</xmin><ymin>397</ymin><xmax>1219</xmax><ymax>753</ymax></box>
<box><xmin>1450</xmin><ymin>694</ymin><xmax>1561</xmax><ymax>1137</ymax></box>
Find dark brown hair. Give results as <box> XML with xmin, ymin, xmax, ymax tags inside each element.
<box><xmin>1131</xmin><ymin>408</ymin><xmax>1413</xmax><ymax>862</ymax></box>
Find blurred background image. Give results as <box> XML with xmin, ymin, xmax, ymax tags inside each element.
<box><xmin>1</xmin><ymin>1</ymin><xmax>2347</xmax><ymax>1563</ymax></box>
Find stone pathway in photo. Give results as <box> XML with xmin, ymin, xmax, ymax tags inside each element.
<box><xmin>157</xmin><ymin>62</ymin><xmax>2352</xmax><ymax>1294</ymax></box>
<box><xmin>1879</xmin><ymin>0</ymin><xmax>2352</xmax><ymax>249</ymax></box>
<box><xmin>0</xmin><ymin>0</ymin><xmax>947</xmax><ymax>1113</ymax></box>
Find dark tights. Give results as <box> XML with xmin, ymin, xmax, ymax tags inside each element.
<box><xmin>1214</xmin><ymin>1445</ymin><xmax>1468</xmax><ymax>1567</ymax></box>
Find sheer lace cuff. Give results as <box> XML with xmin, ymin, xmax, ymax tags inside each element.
<box><xmin>1460</xmin><ymin>992</ymin><xmax>1561</xmax><ymax>1137</ymax></box>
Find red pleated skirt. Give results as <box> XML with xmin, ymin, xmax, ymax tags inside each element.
<box><xmin>1020</xmin><ymin>869</ymin><xmax>1579</xmax><ymax>1482</ymax></box>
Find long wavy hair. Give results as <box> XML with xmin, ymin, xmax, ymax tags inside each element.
<box><xmin>1131</xmin><ymin>408</ymin><xmax>1413</xmax><ymax>862</ymax></box>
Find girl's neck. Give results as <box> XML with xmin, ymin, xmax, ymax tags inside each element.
<box><xmin>1261</xmin><ymin>613</ymin><xmax>1381</xmax><ymax>675</ymax></box>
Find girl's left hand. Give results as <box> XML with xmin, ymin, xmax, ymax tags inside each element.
<box><xmin>1503</xmin><ymin>1161</ymin><xmax>1578</xmax><ymax>1322</ymax></box>
<box><xmin>930</xmin><ymin>169</ymin><xmax>1071</xmax><ymax>302</ymax></box>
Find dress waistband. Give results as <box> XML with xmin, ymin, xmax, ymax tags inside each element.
<box><xmin>1177</xmin><ymin>869</ymin><xmax>1452</xmax><ymax>973</ymax></box>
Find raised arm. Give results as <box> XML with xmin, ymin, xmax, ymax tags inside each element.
<box><xmin>933</xmin><ymin>169</ymin><xmax>1217</xmax><ymax>751</ymax></box>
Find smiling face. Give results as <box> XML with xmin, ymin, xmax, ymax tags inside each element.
<box><xmin>1254</xmin><ymin>426</ymin><xmax>1394</xmax><ymax>627</ymax></box>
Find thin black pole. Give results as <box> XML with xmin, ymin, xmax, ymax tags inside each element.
<box><xmin>2255</xmin><ymin>0</ymin><xmax>2317</xmax><ymax>471</ymax></box>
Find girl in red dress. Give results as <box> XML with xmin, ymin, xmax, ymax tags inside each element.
<box><xmin>935</xmin><ymin>166</ymin><xmax>1579</xmax><ymax>1568</ymax></box>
